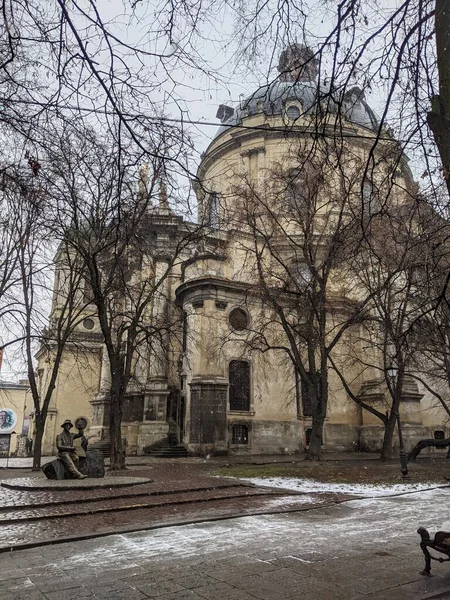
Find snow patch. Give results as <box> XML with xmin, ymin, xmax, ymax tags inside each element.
<box><xmin>231</xmin><ymin>476</ymin><xmax>444</xmax><ymax>497</ymax></box>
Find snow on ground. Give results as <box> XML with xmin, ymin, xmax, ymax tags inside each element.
<box><xmin>232</xmin><ymin>476</ymin><xmax>448</xmax><ymax>497</ymax></box>
<box><xmin>18</xmin><ymin>488</ymin><xmax>449</xmax><ymax>575</ymax></box>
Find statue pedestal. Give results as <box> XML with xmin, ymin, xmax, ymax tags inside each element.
<box><xmin>88</xmin><ymin>393</ymin><xmax>111</xmax><ymax>456</ymax></box>
<box><xmin>42</xmin><ymin>450</ymin><xmax>105</xmax><ymax>480</ymax></box>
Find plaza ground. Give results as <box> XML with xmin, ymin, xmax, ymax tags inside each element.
<box><xmin>1</xmin><ymin>453</ymin><xmax>450</xmax><ymax>599</ymax></box>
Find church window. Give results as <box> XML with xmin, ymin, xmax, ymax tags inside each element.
<box><xmin>82</xmin><ymin>318</ymin><xmax>95</xmax><ymax>330</ymax></box>
<box><xmin>286</xmin><ymin>168</ymin><xmax>307</xmax><ymax>211</ymax></box>
<box><xmin>182</xmin><ymin>311</ymin><xmax>188</xmax><ymax>352</ymax></box>
<box><xmin>229</xmin><ymin>308</ymin><xmax>249</xmax><ymax>331</ymax></box>
<box><xmin>286</xmin><ymin>166</ymin><xmax>321</xmax><ymax>213</ymax></box>
<box><xmin>229</xmin><ymin>360</ymin><xmax>251</xmax><ymax>411</ymax></box>
<box><xmin>291</xmin><ymin>262</ymin><xmax>312</xmax><ymax>290</ymax></box>
<box><xmin>206</xmin><ymin>192</ymin><xmax>219</xmax><ymax>228</ymax></box>
<box><xmin>232</xmin><ymin>424</ymin><xmax>249</xmax><ymax>445</ymax></box>
<box><xmin>362</xmin><ymin>179</ymin><xmax>381</xmax><ymax>215</ymax></box>
<box><xmin>286</xmin><ymin>103</ymin><xmax>301</xmax><ymax>120</ymax></box>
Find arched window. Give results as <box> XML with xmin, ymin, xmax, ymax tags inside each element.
<box><xmin>206</xmin><ymin>192</ymin><xmax>219</xmax><ymax>228</ymax></box>
<box><xmin>232</xmin><ymin>424</ymin><xmax>249</xmax><ymax>445</ymax></box>
<box><xmin>362</xmin><ymin>179</ymin><xmax>381</xmax><ymax>215</ymax></box>
<box><xmin>286</xmin><ymin>168</ymin><xmax>307</xmax><ymax>212</ymax></box>
<box><xmin>229</xmin><ymin>360</ymin><xmax>251</xmax><ymax>411</ymax></box>
<box><xmin>286</xmin><ymin>167</ymin><xmax>320</xmax><ymax>213</ymax></box>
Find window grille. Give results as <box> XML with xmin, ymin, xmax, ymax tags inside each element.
<box><xmin>232</xmin><ymin>424</ymin><xmax>249</xmax><ymax>445</ymax></box>
<box><xmin>229</xmin><ymin>360</ymin><xmax>251</xmax><ymax>411</ymax></box>
<box><xmin>207</xmin><ymin>192</ymin><xmax>219</xmax><ymax>228</ymax></box>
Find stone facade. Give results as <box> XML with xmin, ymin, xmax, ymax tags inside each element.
<box><xmin>34</xmin><ymin>46</ymin><xmax>450</xmax><ymax>457</ymax></box>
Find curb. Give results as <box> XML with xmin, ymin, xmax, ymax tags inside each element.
<box><xmin>0</xmin><ymin>482</ymin><xmax>248</xmax><ymax>511</ymax></box>
<box><xmin>0</xmin><ymin>478</ymin><xmax>153</xmax><ymax>491</ymax></box>
<box><xmin>0</xmin><ymin>495</ymin><xmax>359</xmax><ymax>554</ymax></box>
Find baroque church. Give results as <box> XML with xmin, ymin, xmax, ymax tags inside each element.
<box><xmin>36</xmin><ymin>45</ymin><xmax>448</xmax><ymax>457</ymax></box>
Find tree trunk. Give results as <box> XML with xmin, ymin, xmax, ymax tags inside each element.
<box><xmin>32</xmin><ymin>419</ymin><xmax>44</xmax><ymax>471</ymax></box>
<box><xmin>109</xmin><ymin>385</ymin><xmax>126</xmax><ymax>471</ymax></box>
<box><xmin>306</xmin><ymin>369</ymin><xmax>327</xmax><ymax>461</ymax></box>
<box><xmin>428</xmin><ymin>0</ymin><xmax>450</xmax><ymax>197</ymax></box>
<box><xmin>380</xmin><ymin>409</ymin><xmax>397</xmax><ymax>460</ymax></box>
<box><xmin>408</xmin><ymin>438</ymin><xmax>450</xmax><ymax>462</ymax></box>
<box><xmin>307</xmin><ymin>410</ymin><xmax>325</xmax><ymax>460</ymax></box>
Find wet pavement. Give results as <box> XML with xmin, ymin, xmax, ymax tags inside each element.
<box><xmin>1</xmin><ymin>488</ymin><xmax>450</xmax><ymax>599</ymax></box>
<box><xmin>0</xmin><ymin>461</ymin><xmax>360</xmax><ymax>551</ymax></box>
<box><xmin>2</xmin><ymin>456</ymin><xmax>450</xmax><ymax>598</ymax></box>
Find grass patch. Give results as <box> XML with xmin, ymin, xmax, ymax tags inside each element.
<box><xmin>212</xmin><ymin>460</ymin><xmax>448</xmax><ymax>486</ymax></box>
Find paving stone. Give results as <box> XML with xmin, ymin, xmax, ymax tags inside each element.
<box><xmin>44</xmin><ymin>587</ymin><xmax>95</xmax><ymax>600</ymax></box>
<box><xmin>122</xmin><ymin>573</ymin><xmax>170</xmax><ymax>586</ymax></box>
<box><xmin>90</xmin><ymin>588</ymin><xmax>148</xmax><ymax>600</ymax></box>
<box><xmin>195</xmin><ymin>582</ymin><xmax>259</xmax><ymax>600</ymax></box>
<box><xmin>132</xmin><ymin>579</ymin><xmax>187</xmax><ymax>597</ymax></box>
<box><xmin>156</xmin><ymin>590</ymin><xmax>206</xmax><ymax>600</ymax></box>
<box><xmin>0</xmin><ymin>590</ymin><xmax>46</xmax><ymax>600</ymax></box>
<box><xmin>0</xmin><ymin>577</ymin><xmax>34</xmax><ymax>592</ymax></box>
<box><xmin>206</xmin><ymin>565</ymin><xmax>257</xmax><ymax>582</ymax></box>
<box><xmin>174</xmin><ymin>573</ymin><xmax>219</xmax><ymax>589</ymax></box>
<box><xmin>29</xmin><ymin>575</ymin><xmax>80</xmax><ymax>593</ymax></box>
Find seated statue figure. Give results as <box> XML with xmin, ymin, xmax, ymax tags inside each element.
<box><xmin>56</xmin><ymin>419</ymin><xmax>88</xmax><ymax>479</ymax></box>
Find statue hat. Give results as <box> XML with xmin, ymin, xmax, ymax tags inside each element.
<box><xmin>61</xmin><ymin>419</ymin><xmax>73</xmax><ymax>428</ymax></box>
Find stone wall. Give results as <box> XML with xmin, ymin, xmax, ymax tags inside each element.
<box><xmin>248</xmin><ymin>420</ymin><xmax>302</xmax><ymax>455</ymax></box>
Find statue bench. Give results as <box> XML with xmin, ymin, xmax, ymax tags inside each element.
<box><xmin>42</xmin><ymin>449</ymin><xmax>105</xmax><ymax>480</ymax></box>
<box><xmin>418</xmin><ymin>527</ymin><xmax>450</xmax><ymax>575</ymax></box>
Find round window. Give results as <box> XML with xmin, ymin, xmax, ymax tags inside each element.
<box><xmin>83</xmin><ymin>318</ymin><xmax>95</xmax><ymax>330</ymax></box>
<box><xmin>229</xmin><ymin>308</ymin><xmax>249</xmax><ymax>331</ymax></box>
<box><xmin>286</xmin><ymin>104</ymin><xmax>301</xmax><ymax>120</ymax></box>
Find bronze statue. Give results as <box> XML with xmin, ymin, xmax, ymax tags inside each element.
<box><xmin>56</xmin><ymin>419</ymin><xmax>88</xmax><ymax>479</ymax></box>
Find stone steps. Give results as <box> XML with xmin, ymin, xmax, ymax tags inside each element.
<box><xmin>0</xmin><ymin>485</ymin><xmax>284</xmax><ymax>523</ymax></box>
<box><xmin>146</xmin><ymin>445</ymin><xmax>190</xmax><ymax>458</ymax></box>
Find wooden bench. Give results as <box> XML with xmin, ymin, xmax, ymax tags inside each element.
<box><xmin>418</xmin><ymin>527</ymin><xmax>450</xmax><ymax>575</ymax></box>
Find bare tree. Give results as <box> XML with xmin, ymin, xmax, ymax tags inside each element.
<box><xmin>39</xmin><ymin>124</ymin><xmax>200</xmax><ymax>470</ymax></box>
<box><xmin>0</xmin><ymin>165</ymin><xmax>93</xmax><ymax>469</ymax></box>
<box><xmin>228</xmin><ymin>137</ymin><xmax>397</xmax><ymax>460</ymax></box>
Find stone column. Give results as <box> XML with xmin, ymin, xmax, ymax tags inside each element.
<box><xmin>88</xmin><ymin>346</ymin><xmax>111</xmax><ymax>450</ymax></box>
<box><xmin>138</xmin><ymin>257</ymin><xmax>170</xmax><ymax>454</ymax></box>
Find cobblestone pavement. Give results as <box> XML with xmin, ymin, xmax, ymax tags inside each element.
<box><xmin>1</xmin><ymin>489</ymin><xmax>450</xmax><ymax>600</ymax></box>
<box><xmin>0</xmin><ymin>462</ymin><xmax>359</xmax><ymax>550</ymax></box>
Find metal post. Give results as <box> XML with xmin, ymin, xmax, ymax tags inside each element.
<box><xmin>387</xmin><ymin>365</ymin><xmax>409</xmax><ymax>479</ymax></box>
<box><xmin>397</xmin><ymin>413</ymin><xmax>409</xmax><ymax>479</ymax></box>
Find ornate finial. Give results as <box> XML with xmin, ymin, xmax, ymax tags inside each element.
<box><xmin>138</xmin><ymin>164</ymin><xmax>149</xmax><ymax>200</ymax></box>
<box><xmin>277</xmin><ymin>44</ymin><xmax>318</xmax><ymax>82</ymax></box>
<box><xmin>156</xmin><ymin>179</ymin><xmax>172</xmax><ymax>215</ymax></box>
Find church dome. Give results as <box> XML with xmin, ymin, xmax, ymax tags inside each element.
<box><xmin>214</xmin><ymin>45</ymin><xmax>379</xmax><ymax>139</ymax></box>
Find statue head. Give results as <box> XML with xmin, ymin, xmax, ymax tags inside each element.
<box><xmin>61</xmin><ymin>419</ymin><xmax>73</xmax><ymax>431</ymax></box>
<box><xmin>278</xmin><ymin>44</ymin><xmax>318</xmax><ymax>82</ymax></box>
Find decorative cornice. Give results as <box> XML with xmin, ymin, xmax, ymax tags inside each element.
<box><xmin>175</xmin><ymin>276</ymin><xmax>254</xmax><ymax>306</ymax></box>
